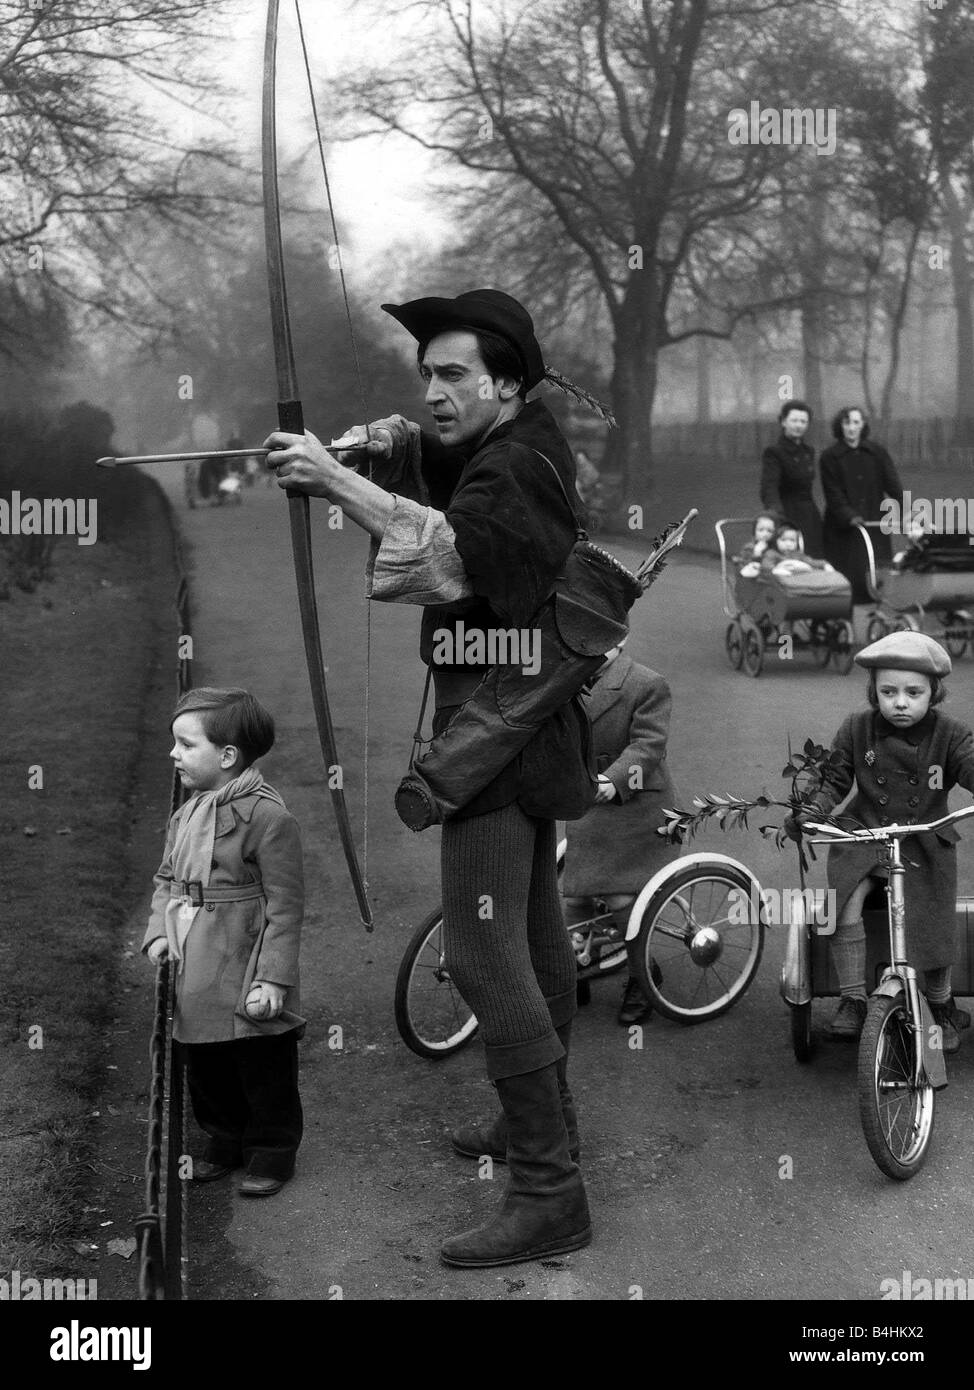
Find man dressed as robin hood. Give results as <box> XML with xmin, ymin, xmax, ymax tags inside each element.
<box><xmin>265</xmin><ymin>288</ymin><xmax>629</xmax><ymax>1268</ymax></box>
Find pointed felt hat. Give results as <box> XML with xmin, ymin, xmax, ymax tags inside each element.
<box><xmin>381</xmin><ymin>288</ymin><xmax>546</xmax><ymax>391</ymax></box>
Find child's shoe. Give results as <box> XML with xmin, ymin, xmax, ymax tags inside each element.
<box><xmin>826</xmin><ymin>996</ymin><xmax>866</xmax><ymax>1040</ymax></box>
<box><xmin>928</xmin><ymin>1000</ymin><xmax>961</xmax><ymax>1054</ymax></box>
<box><xmin>239</xmin><ymin>1174</ymin><xmax>285</xmax><ymax>1198</ymax></box>
<box><xmin>949</xmin><ymin>998</ymin><xmax>971</xmax><ymax>1030</ymax></box>
<box><xmin>617</xmin><ymin>976</ymin><xmax>652</xmax><ymax>1025</ymax></box>
<box><xmin>192</xmin><ymin>1159</ymin><xmax>235</xmax><ymax>1183</ymax></box>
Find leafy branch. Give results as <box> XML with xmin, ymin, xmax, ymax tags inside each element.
<box><xmin>659</xmin><ymin>737</ymin><xmax>849</xmax><ymax>874</ymax></box>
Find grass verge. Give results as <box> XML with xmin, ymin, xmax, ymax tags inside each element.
<box><xmin>0</xmin><ymin>470</ymin><xmax>176</xmax><ymax>1275</ymax></box>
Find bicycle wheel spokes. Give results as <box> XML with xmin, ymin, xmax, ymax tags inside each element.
<box><xmin>859</xmin><ymin>995</ymin><xmax>935</xmax><ymax>1180</ymax></box>
<box><xmin>635</xmin><ymin>868</ymin><xmax>765</xmax><ymax>1022</ymax></box>
<box><xmin>394</xmin><ymin>914</ymin><xmax>479</xmax><ymax>1059</ymax></box>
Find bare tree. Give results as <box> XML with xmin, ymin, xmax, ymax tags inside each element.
<box><xmin>0</xmin><ymin>0</ymin><xmax>241</xmax><ymax>364</ymax></box>
<box><xmin>342</xmin><ymin>0</ymin><xmax>857</xmax><ymax>488</ymax></box>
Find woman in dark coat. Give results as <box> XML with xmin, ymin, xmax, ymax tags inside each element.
<box><xmin>760</xmin><ymin>399</ymin><xmax>823</xmax><ymax>556</ymax></box>
<box><xmin>820</xmin><ymin>405</ymin><xmax>903</xmax><ymax>603</ymax></box>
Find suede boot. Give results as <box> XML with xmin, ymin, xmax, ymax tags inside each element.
<box><xmin>451</xmin><ymin>1021</ymin><xmax>580</xmax><ymax>1163</ymax></box>
<box><xmin>440</xmin><ymin>1062</ymin><xmax>591</xmax><ymax>1268</ymax></box>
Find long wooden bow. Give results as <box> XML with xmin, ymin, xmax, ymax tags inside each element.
<box><xmin>262</xmin><ymin>0</ymin><xmax>373</xmax><ymax>930</ymax></box>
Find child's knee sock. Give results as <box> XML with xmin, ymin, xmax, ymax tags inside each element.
<box><xmin>923</xmin><ymin>966</ymin><xmax>952</xmax><ymax>1004</ymax></box>
<box><xmin>830</xmin><ymin>919</ymin><xmax>866</xmax><ymax>1000</ymax></box>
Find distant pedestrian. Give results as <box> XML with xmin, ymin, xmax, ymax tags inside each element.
<box><xmin>760</xmin><ymin>400</ymin><xmax>823</xmax><ymax>556</ymax></box>
<box><xmin>820</xmin><ymin>406</ymin><xmax>903</xmax><ymax>603</ymax></box>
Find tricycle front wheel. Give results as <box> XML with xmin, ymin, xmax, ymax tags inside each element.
<box><xmin>858</xmin><ymin>994</ymin><xmax>935</xmax><ymax>1180</ymax></box>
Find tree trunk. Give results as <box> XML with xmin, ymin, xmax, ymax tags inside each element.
<box><xmin>799</xmin><ymin>194</ymin><xmax>826</xmax><ymax>424</ymax></box>
<box><xmin>941</xmin><ymin>175</ymin><xmax>974</xmax><ymax>442</ymax></box>
<box><xmin>800</xmin><ymin>302</ymin><xmax>825</xmax><ymax>425</ymax></box>
<box><xmin>604</xmin><ymin>320</ymin><xmax>658</xmax><ymax>502</ymax></box>
<box><xmin>695</xmin><ymin>335</ymin><xmax>712</xmax><ymax>423</ymax></box>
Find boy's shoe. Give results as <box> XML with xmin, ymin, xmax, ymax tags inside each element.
<box><xmin>192</xmin><ymin>1159</ymin><xmax>235</xmax><ymax>1183</ymax></box>
<box><xmin>239</xmin><ymin>1174</ymin><xmax>286</xmax><ymax>1198</ymax></box>
<box><xmin>948</xmin><ymin>998</ymin><xmax>971</xmax><ymax>1030</ymax></box>
<box><xmin>928</xmin><ymin>1001</ymin><xmax>961</xmax><ymax>1054</ymax></box>
<box><xmin>826</xmin><ymin>996</ymin><xmax>867</xmax><ymax>1040</ymax></box>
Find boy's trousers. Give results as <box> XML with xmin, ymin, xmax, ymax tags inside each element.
<box><xmin>183</xmin><ymin>1031</ymin><xmax>303</xmax><ymax>1180</ymax></box>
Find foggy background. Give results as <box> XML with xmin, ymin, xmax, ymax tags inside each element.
<box><xmin>1</xmin><ymin>0</ymin><xmax>972</xmax><ymax>507</ymax></box>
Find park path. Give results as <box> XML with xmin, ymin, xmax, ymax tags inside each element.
<box><xmin>151</xmin><ymin>475</ymin><xmax>974</xmax><ymax>1301</ymax></box>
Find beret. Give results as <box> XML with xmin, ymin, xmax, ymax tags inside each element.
<box><xmin>381</xmin><ymin>288</ymin><xmax>546</xmax><ymax>391</ymax></box>
<box><xmin>854</xmin><ymin>631</ymin><xmax>951</xmax><ymax>676</ymax></box>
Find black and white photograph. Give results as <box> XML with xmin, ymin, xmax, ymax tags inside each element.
<box><xmin>2</xmin><ymin>0</ymin><xmax>974</xmax><ymax>1343</ymax></box>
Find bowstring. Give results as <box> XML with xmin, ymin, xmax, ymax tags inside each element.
<box><xmin>295</xmin><ymin>0</ymin><xmax>373</xmax><ymax>896</ymax></box>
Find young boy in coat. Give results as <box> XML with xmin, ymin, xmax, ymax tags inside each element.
<box><xmin>562</xmin><ymin>648</ymin><xmax>680</xmax><ymax>1025</ymax></box>
<box><xmin>143</xmin><ymin>688</ymin><xmax>304</xmax><ymax>1197</ymax></box>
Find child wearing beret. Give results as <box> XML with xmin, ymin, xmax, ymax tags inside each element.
<box><xmin>797</xmin><ymin>633</ymin><xmax>974</xmax><ymax>1047</ymax></box>
<box><xmin>142</xmin><ymin>688</ymin><xmax>305</xmax><ymax>1197</ymax></box>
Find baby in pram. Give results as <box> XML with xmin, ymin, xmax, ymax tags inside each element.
<box><xmin>737</xmin><ymin>515</ymin><xmax>835</xmax><ymax>579</ymax></box>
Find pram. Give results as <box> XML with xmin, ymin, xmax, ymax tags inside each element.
<box><xmin>859</xmin><ymin>522</ymin><xmax>974</xmax><ymax>657</ymax></box>
<box><xmin>716</xmin><ymin>518</ymin><xmax>855</xmax><ymax>677</ymax></box>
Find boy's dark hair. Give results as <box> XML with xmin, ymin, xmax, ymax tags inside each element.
<box><xmin>831</xmin><ymin>405</ymin><xmax>870</xmax><ymax>441</ymax></box>
<box><xmin>866</xmin><ymin>671</ymin><xmax>945</xmax><ymax>710</ymax></box>
<box><xmin>417</xmin><ymin>327</ymin><xmax>528</xmax><ymax>400</ymax></box>
<box><xmin>171</xmin><ymin>687</ymin><xmax>275</xmax><ymax>766</ymax></box>
<box><xmin>778</xmin><ymin>399</ymin><xmax>811</xmax><ymax>422</ymax></box>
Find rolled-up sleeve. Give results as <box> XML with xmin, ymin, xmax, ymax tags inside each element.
<box><xmin>367</xmin><ymin>495</ymin><xmax>474</xmax><ymax>604</ymax></box>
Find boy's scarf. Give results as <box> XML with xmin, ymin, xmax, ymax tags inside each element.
<box><xmin>165</xmin><ymin>769</ymin><xmax>285</xmax><ymax>970</ymax></box>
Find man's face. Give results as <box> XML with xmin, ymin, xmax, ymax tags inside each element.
<box><xmin>419</xmin><ymin>330</ymin><xmax>519</xmax><ymax>446</ymax></box>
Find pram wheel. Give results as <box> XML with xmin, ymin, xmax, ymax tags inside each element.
<box><xmin>725</xmin><ymin>620</ymin><xmax>744</xmax><ymax>670</ymax></box>
<box><xmin>867</xmin><ymin>616</ymin><xmax>890</xmax><ymax>645</ymax></box>
<box><xmin>741</xmin><ymin>620</ymin><xmax>764</xmax><ymax>678</ymax></box>
<box><xmin>831</xmin><ymin>620</ymin><xmax>855</xmax><ymax>675</ymax></box>
<box><xmin>808</xmin><ymin>621</ymin><xmax>831</xmax><ymax>667</ymax></box>
<box><xmin>891</xmin><ymin>613</ymin><xmax>920</xmax><ymax>633</ymax></box>
<box><xmin>944</xmin><ymin>624</ymin><xmax>968</xmax><ymax>658</ymax></box>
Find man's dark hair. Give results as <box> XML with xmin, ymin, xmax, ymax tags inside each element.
<box><xmin>417</xmin><ymin>327</ymin><xmax>528</xmax><ymax>400</ymax></box>
<box><xmin>171</xmin><ymin>687</ymin><xmax>275</xmax><ymax>767</ymax></box>
<box><xmin>779</xmin><ymin>399</ymin><xmax>811</xmax><ymax>423</ymax></box>
<box><xmin>831</xmin><ymin>405</ymin><xmax>870</xmax><ymax>441</ymax></box>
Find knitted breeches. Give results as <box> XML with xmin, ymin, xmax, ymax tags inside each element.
<box><xmin>441</xmin><ymin>801</ymin><xmax>577</xmax><ymax>1080</ymax></box>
